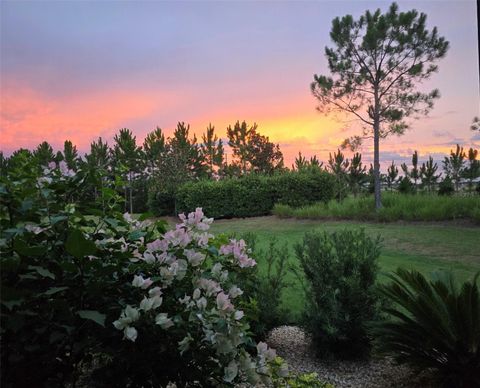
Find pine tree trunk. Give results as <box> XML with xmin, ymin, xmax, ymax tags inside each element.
<box><xmin>373</xmin><ymin>84</ymin><xmax>382</xmax><ymax>210</ymax></box>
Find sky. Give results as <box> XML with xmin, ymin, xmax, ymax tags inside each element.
<box><xmin>1</xmin><ymin>0</ymin><xmax>479</xmax><ymax>168</ymax></box>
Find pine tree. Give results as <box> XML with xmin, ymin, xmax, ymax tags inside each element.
<box><xmin>348</xmin><ymin>152</ymin><xmax>367</xmax><ymax>196</ymax></box>
<box><xmin>200</xmin><ymin>124</ymin><xmax>224</xmax><ymax>178</ymax></box>
<box><xmin>386</xmin><ymin>161</ymin><xmax>399</xmax><ymax>191</ymax></box>
<box><xmin>420</xmin><ymin>156</ymin><xmax>441</xmax><ymax>193</ymax></box>
<box><xmin>33</xmin><ymin>141</ymin><xmax>55</xmax><ymax>167</ymax></box>
<box><xmin>328</xmin><ymin>149</ymin><xmax>349</xmax><ymax>200</ymax></box>
<box><xmin>443</xmin><ymin>144</ymin><xmax>466</xmax><ymax>191</ymax></box>
<box><xmin>311</xmin><ymin>2</ymin><xmax>449</xmax><ymax>208</ymax></box>
<box><xmin>463</xmin><ymin>148</ymin><xmax>480</xmax><ymax>190</ymax></box>
<box><xmin>112</xmin><ymin>128</ymin><xmax>142</xmax><ymax>213</ymax></box>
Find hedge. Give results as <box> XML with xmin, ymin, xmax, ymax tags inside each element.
<box><xmin>172</xmin><ymin>171</ymin><xmax>335</xmax><ymax>218</ymax></box>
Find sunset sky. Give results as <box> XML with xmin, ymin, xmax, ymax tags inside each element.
<box><xmin>1</xmin><ymin>0</ymin><xmax>479</xmax><ymax>168</ymax></box>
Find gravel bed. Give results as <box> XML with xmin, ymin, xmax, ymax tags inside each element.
<box><xmin>266</xmin><ymin>326</ymin><xmax>432</xmax><ymax>388</ymax></box>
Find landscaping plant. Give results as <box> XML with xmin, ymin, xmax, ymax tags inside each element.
<box><xmin>374</xmin><ymin>269</ymin><xmax>480</xmax><ymax>387</ymax></box>
<box><xmin>295</xmin><ymin>229</ymin><xmax>382</xmax><ymax>359</ymax></box>
<box><xmin>0</xmin><ymin>155</ymin><xmax>287</xmax><ymax>387</ymax></box>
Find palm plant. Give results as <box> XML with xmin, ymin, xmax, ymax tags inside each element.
<box><xmin>374</xmin><ymin>269</ymin><xmax>480</xmax><ymax>387</ymax></box>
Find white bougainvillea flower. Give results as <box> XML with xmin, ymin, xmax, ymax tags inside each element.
<box><xmin>59</xmin><ymin>160</ymin><xmax>75</xmax><ymax>177</ymax></box>
<box><xmin>146</xmin><ymin>238</ymin><xmax>169</xmax><ymax>252</ymax></box>
<box><xmin>184</xmin><ymin>248</ymin><xmax>206</xmax><ymax>267</ymax></box>
<box><xmin>132</xmin><ymin>274</ymin><xmax>153</xmax><ymax>289</ymax></box>
<box><xmin>24</xmin><ymin>224</ymin><xmax>46</xmax><ymax>235</ymax></box>
<box><xmin>234</xmin><ymin>310</ymin><xmax>244</xmax><ymax>320</ymax></box>
<box><xmin>229</xmin><ymin>286</ymin><xmax>243</xmax><ymax>299</ymax></box>
<box><xmin>140</xmin><ymin>295</ymin><xmax>163</xmax><ymax>311</ymax></box>
<box><xmin>113</xmin><ymin>305</ymin><xmax>140</xmax><ymax>330</ymax></box>
<box><xmin>211</xmin><ymin>263</ymin><xmax>222</xmax><ymax>276</ymax></box>
<box><xmin>257</xmin><ymin>341</ymin><xmax>277</xmax><ymax>361</ymax></box>
<box><xmin>192</xmin><ymin>288</ymin><xmax>201</xmax><ymax>300</ymax></box>
<box><xmin>155</xmin><ymin>313</ymin><xmax>174</xmax><ymax>329</ymax></box>
<box><xmin>216</xmin><ymin>292</ymin><xmax>234</xmax><ymax>312</ymax></box>
<box><xmin>148</xmin><ymin>286</ymin><xmax>162</xmax><ymax>297</ymax></box>
<box><xmin>196</xmin><ymin>297</ymin><xmax>207</xmax><ymax>310</ymax></box>
<box><xmin>224</xmin><ymin>360</ymin><xmax>238</xmax><ymax>383</ymax></box>
<box><xmin>198</xmin><ymin>278</ymin><xmax>221</xmax><ymax>296</ymax></box>
<box><xmin>124</xmin><ymin>326</ymin><xmax>138</xmax><ymax>342</ymax></box>
<box><xmin>142</xmin><ymin>251</ymin><xmax>156</xmax><ymax>264</ymax></box>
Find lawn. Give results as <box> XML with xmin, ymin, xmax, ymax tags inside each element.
<box><xmin>209</xmin><ymin>216</ymin><xmax>480</xmax><ymax>322</ymax></box>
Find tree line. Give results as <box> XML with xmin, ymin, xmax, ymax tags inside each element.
<box><xmin>1</xmin><ymin>119</ymin><xmax>478</xmax><ymax>215</ymax></box>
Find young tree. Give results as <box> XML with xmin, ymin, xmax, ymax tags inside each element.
<box><xmin>200</xmin><ymin>124</ymin><xmax>224</xmax><ymax>178</ymax></box>
<box><xmin>293</xmin><ymin>153</ymin><xmax>323</xmax><ymax>172</ymax></box>
<box><xmin>85</xmin><ymin>137</ymin><xmax>111</xmax><ymax>206</ymax></box>
<box><xmin>293</xmin><ymin>152</ymin><xmax>308</xmax><ymax>171</ymax></box>
<box><xmin>401</xmin><ymin>150</ymin><xmax>420</xmax><ymax>189</ymax></box>
<box><xmin>443</xmin><ymin>144</ymin><xmax>466</xmax><ymax>191</ymax></box>
<box><xmin>463</xmin><ymin>147</ymin><xmax>480</xmax><ymax>190</ymax></box>
<box><xmin>311</xmin><ymin>2</ymin><xmax>449</xmax><ymax>209</ymax></box>
<box><xmin>62</xmin><ymin>140</ymin><xmax>79</xmax><ymax>170</ymax></box>
<box><xmin>309</xmin><ymin>155</ymin><xmax>323</xmax><ymax>170</ymax></box>
<box><xmin>386</xmin><ymin>161</ymin><xmax>399</xmax><ymax>191</ymax></box>
<box><xmin>420</xmin><ymin>156</ymin><xmax>441</xmax><ymax>192</ymax></box>
<box><xmin>33</xmin><ymin>141</ymin><xmax>55</xmax><ymax>167</ymax></box>
<box><xmin>226</xmin><ymin>121</ymin><xmax>283</xmax><ymax>175</ymax></box>
<box><xmin>143</xmin><ymin>127</ymin><xmax>167</xmax><ymax>171</ymax></box>
<box><xmin>112</xmin><ymin>128</ymin><xmax>143</xmax><ymax>213</ymax></box>
<box><xmin>169</xmin><ymin>122</ymin><xmax>205</xmax><ymax>179</ymax></box>
<box><xmin>247</xmin><ymin>131</ymin><xmax>284</xmax><ymax>174</ymax></box>
<box><xmin>227</xmin><ymin>121</ymin><xmax>253</xmax><ymax>175</ymax></box>
<box><xmin>328</xmin><ymin>149</ymin><xmax>349</xmax><ymax>200</ymax></box>
<box><xmin>348</xmin><ymin>152</ymin><xmax>367</xmax><ymax>196</ymax></box>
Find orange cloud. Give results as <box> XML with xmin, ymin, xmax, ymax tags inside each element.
<box><xmin>0</xmin><ymin>82</ymin><xmax>177</xmax><ymax>153</ymax></box>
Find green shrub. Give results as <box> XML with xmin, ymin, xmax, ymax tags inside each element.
<box><xmin>273</xmin><ymin>170</ymin><xmax>335</xmax><ymax>207</ymax></box>
<box><xmin>398</xmin><ymin>176</ymin><xmax>414</xmax><ymax>194</ymax></box>
<box><xmin>174</xmin><ymin>171</ymin><xmax>335</xmax><ymax>219</ymax></box>
<box><xmin>374</xmin><ymin>269</ymin><xmax>480</xmax><ymax>387</ymax></box>
<box><xmin>295</xmin><ymin>229</ymin><xmax>382</xmax><ymax>359</ymax></box>
<box><xmin>147</xmin><ymin>187</ymin><xmax>176</xmax><ymax>216</ymax></box>
<box><xmin>438</xmin><ymin>176</ymin><xmax>455</xmax><ymax>196</ymax></box>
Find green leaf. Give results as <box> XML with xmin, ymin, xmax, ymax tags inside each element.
<box><xmin>28</xmin><ymin>265</ymin><xmax>55</xmax><ymax>279</ymax></box>
<box><xmin>51</xmin><ymin>215</ymin><xmax>68</xmax><ymax>224</ymax></box>
<box><xmin>77</xmin><ymin>310</ymin><xmax>106</xmax><ymax>327</ymax></box>
<box><xmin>44</xmin><ymin>286</ymin><xmax>69</xmax><ymax>295</ymax></box>
<box><xmin>128</xmin><ymin>230</ymin><xmax>146</xmax><ymax>241</ymax></box>
<box><xmin>13</xmin><ymin>238</ymin><xmax>46</xmax><ymax>257</ymax></box>
<box><xmin>66</xmin><ymin>229</ymin><xmax>97</xmax><ymax>258</ymax></box>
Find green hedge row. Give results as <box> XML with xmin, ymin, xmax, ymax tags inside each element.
<box><xmin>173</xmin><ymin>171</ymin><xmax>335</xmax><ymax>218</ymax></box>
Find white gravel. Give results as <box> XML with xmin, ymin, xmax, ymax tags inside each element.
<box><xmin>266</xmin><ymin>326</ymin><xmax>431</xmax><ymax>388</ymax></box>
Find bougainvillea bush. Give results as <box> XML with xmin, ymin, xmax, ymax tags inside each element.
<box><xmin>0</xmin><ymin>155</ymin><xmax>286</xmax><ymax>387</ymax></box>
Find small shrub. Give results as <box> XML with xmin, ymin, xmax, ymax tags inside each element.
<box><xmin>232</xmin><ymin>234</ymin><xmax>291</xmax><ymax>340</ymax></box>
<box><xmin>295</xmin><ymin>229</ymin><xmax>382</xmax><ymax>359</ymax></box>
<box><xmin>438</xmin><ymin>176</ymin><xmax>455</xmax><ymax>196</ymax></box>
<box><xmin>147</xmin><ymin>188</ymin><xmax>176</xmax><ymax>215</ymax></box>
<box><xmin>398</xmin><ymin>176</ymin><xmax>414</xmax><ymax>194</ymax></box>
<box><xmin>374</xmin><ymin>269</ymin><xmax>480</xmax><ymax>387</ymax></box>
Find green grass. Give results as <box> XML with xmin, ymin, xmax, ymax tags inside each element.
<box><xmin>273</xmin><ymin>192</ymin><xmax>480</xmax><ymax>222</ymax></box>
<box><xmin>209</xmin><ymin>216</ymin><xmax>480</xmax><ymax>322</ymax></box>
